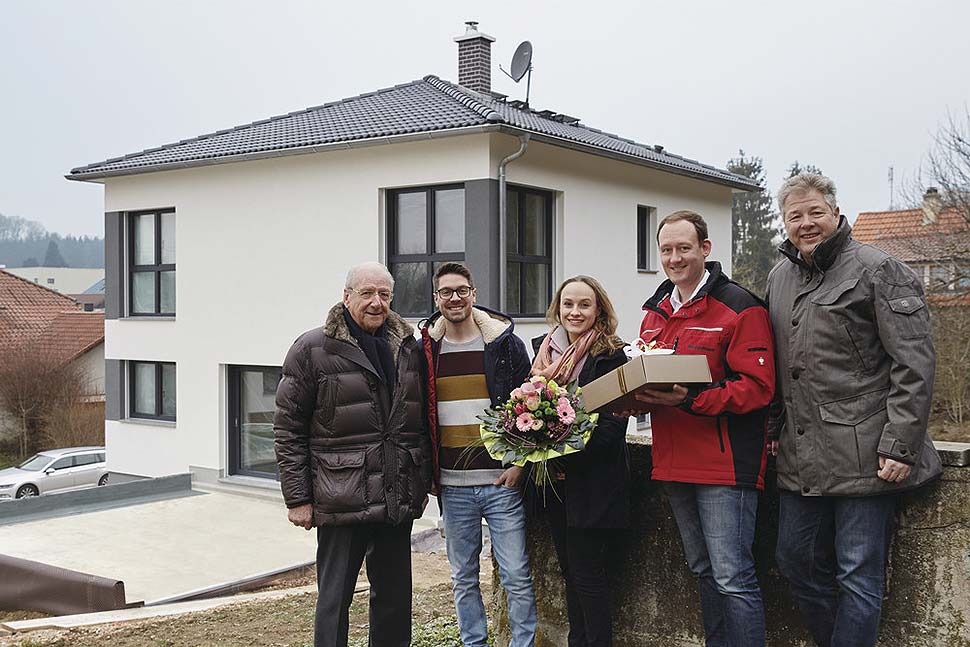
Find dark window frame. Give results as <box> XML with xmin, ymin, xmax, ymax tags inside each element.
<box><xmin>129</xmin><ymin>361</ymin><xmax>176</xmax><ymax>422</ymax></box>
<box><xmin>228</xmin><ymin>365</ymin><xmax>282</xmax><ymax>480</ymax></box>
<box><xmin>637</xmin><ymin>205</ymin><xmax>657</xmax><ymax>271</ymax></box>
<box><xmin>506</xmin><ymin>185</ymin><xmax>554</xmax><ymax>318</ymax></box>
<box><xmin>386</xmin><ymin>184</ymin><xmax>466</xmax><ymax>317</ymax></box>
<box><xmin>128</xmin><ymin>208</ymin><xmax>176</xmax><ymax>316</ymax></box>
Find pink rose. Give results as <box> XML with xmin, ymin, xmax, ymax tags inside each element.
<box><xmin>521</xmin><ymin>382</ymin><xmax>537</xmax><ymax>395</ymax></box>
<box><xmin>532</xmin><ymin>417</ymin><xmax>545</xmax><ymax>431</ymax></box>
<box><xmin>525</xmin><ymin>394</ymin><xmax>541</xmax><ymax>411</ymax></box>
<box><xmin>516</xmin><ymin>412</ymin><xmax>535</xmax><ymax>432</ymax></box>
<box><xmin>511</xmin><ymin>388</ymin><xmax>524</xmax><ymax>400</ymax></box>
<box><xmin>514</xmin><ymin>403</ymin><xmax>527</xmax><ymax>415</ymax></box>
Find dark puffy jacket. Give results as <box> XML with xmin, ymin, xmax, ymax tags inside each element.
<box><xmin>274</xmin><ymin>303</ymin><xmax>431</xmax><ymax>527</ymax></box>
<box><xmin>420</xmin><ymin>305</ymin><xmax>532</xmax><ymax>484</ymax></box>
<box><xmin>529</xmin><ymin>336</ymin><xmax>631</xmax><ymax>529</ymax></box>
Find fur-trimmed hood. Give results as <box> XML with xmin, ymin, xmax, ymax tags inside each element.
<box><xmin>323</xmin><ymin>302</ymin><xmax>414</xmax><ymax>354</ymax></box>
<box><xmin>420</xmin><ymin>305</ymin><xmax>513</xmax><ymax>345</ymax></box>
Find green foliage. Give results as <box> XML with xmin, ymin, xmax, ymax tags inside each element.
<box><xmin>43</xmin><ymin>240</ymin><xmax>68</xmax><ymax>267</ymax></box>
<box><xmin>727</xmin><ymin>150</ymin><xmax>780</xmax><ymax>297</ymax></box>
<box><xmin>346</xmin><ymin>617</ymin><xmax>466</xmax><ymax>647</ymax></box>
<box><xmin>786</xmin><ymin>160</ymin><xmax>823</xmax><ymax>178</ymax></box>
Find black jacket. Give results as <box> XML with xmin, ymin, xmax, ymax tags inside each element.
<box><xmin>530</xmin><ymin>336</ymin><xmax>631</xmax><ymax>529</ymax></box>
<box><xmin>274</xmin><ymin>303</ymin><xmax>432</xmax><ymax>526</ymax></box>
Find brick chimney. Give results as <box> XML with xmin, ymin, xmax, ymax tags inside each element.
<box><xmin>454</xmin><ymin>21</ymin><xmax>495</xmax><ymax>93</ymax></box>
<box><xmin>922</xmin><ymin>187</ymin><xmax>942</xmax><ymax>225</ymax></box>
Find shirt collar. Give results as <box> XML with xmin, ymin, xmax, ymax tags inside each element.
<box><xmin>670</xmin><ymin>270</ymin><xmax>710</xmax><ymax>314</ymax></box>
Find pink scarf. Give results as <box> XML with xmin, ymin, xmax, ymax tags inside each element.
<box><xmin>531</xmin><ymin>326</ymin><xmax>600</xmax><ymax>384</ymax></box>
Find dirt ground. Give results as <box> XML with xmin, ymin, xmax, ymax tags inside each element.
<box><xmin>927</xmin><ymin>417</ymin><xmax>970</xmax><ymax>443</ymax></box>
<box><xmin>0</xmin><ymin>552</ymin><xmax>486</xmax><ymax>647</ymax></box>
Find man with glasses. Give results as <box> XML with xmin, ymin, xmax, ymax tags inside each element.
<box><xmin>420</xmin><ymin>262</ymin><xmax>537</xmax><ymax>647</ymax></box>
<box><xmin>274</xmin><ymin>261</ymin><xmax>432</xmax><ymax>647</ymax></box>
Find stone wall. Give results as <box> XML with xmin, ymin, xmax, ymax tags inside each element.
<box><xmin>492</xmin><ymin>438</ymin><xmax>970</xmax><ymax>647</ymax></box>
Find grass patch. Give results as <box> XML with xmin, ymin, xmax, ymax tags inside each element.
<box><xmin>0</xmin><ymin>450</ymin><xmax>20</xmax><ymax>470</ymax></box>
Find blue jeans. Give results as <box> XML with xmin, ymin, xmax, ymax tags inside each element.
<box><xmin>776</xmin><ymin>492</ymin><xmax>896</xmax><ymax>647</ymax></box>
<box><xmin>664</xmin><ymin>482</ymin><xmax>765</xmax><ymax>647</ymax></box>
<box><xmin>441</xmin><ymin>485</ymin><xmax>537</xmax><ymax>647</ymax></box>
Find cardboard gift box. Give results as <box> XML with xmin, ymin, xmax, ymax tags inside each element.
<box><xmin>580</xmin><ymin>353</ymin><xmax>712</xmax><ymax>413</ymax></box>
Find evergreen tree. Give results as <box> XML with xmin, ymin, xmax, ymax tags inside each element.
<box><xmin>43</xmin><ymin>240</ymin><xmax>68</xmax><ymax>267</ymax></box>
<box><xmin>727</xmin><ymin>150</ymin><xmax>780</xmax><ymax>297</ymax></box>
<box><xmin>786</xmin><ymin>161</ymin><xmax>823</xmax><ymax>178</ymax></box>
<box><xmin>21</xmin><ymin>256</ymin><xmax>39</xmax><ymax>266</ymax></box>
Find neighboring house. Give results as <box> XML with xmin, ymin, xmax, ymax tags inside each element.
<box><xmin>0</xmin><ymin>270</ymin><xmax>105</xmax><ymax>439</ymax></box>
<box><xmin>854</xmin><ymin>187</ymin><xmax>970</xmax><ymax>300</ymax></box>
<box><xmin>4</xmin><ymin>267</ymin><xmax>104</xmax><ymax>297</ymax></box>
<box><xmin>66</xmin><ymin>23</ymin><xmax>756</xmax><ymax>483</ymax></box>
<box><xmin>73</xmin><ymin>279</ymin><xmax>106</xmax><ymax>312</ymax></box>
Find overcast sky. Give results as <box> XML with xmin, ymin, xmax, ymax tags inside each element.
<box><xmin>2</xmin><ymin>0</ymin><xmax>969</xmax><ymax>238</ymax></box>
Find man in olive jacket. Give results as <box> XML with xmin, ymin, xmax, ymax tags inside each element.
<box><xmin>767</xmin><ymin>172</ymin><xmax>942</xmax><ymax>647</ymax></box>
<box><xmin>274</xmin><ymin>261</ymin><xmax>431</xmax><ymax>647</ymax></box>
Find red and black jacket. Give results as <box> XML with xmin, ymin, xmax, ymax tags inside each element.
<box><xmin>639</xmin><ymin>261</ymin><xmax>775</xmax><ymax>490</ymax></box>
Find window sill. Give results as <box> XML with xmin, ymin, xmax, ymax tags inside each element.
<box><xmin>121</xmin><ymin>315</ymin><xmax>177</xmax><ymax>321</ymax></box>
<box><xmin>638</xmin><ymin>269</ymin><xmax>661</xmax><ymax>274</ymax></box>
<box><xmin>119</xmin><ymin>417</ymin><xmax>176</xmax><ymax>428</ymax></box>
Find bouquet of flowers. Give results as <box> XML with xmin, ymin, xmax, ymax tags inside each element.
<box><xmin>478</xmin><ymin>375</ymin><xmax>599</xmax><ymax>488</ymax></box>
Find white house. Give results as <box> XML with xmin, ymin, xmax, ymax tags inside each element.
<box><xmin>67</xmin><ymin>23</ymin><xmax>756</xmax><ymax>484</ymax></box>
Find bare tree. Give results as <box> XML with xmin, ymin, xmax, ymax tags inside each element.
<box><xmin>0</xmin><ymin>340</ymin><xmax>101</xmax><ymax>458</ymax></box>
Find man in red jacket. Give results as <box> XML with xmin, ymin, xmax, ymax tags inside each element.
<box><xmin>631</xmin><ymin>210</ymin><xmax>775</xmax><ymax>647</ymax></box>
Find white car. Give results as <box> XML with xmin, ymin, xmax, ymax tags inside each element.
<box><xmin>0</xmin><ymin>446</ymin><xmax>108</xmax><ymax>499</ymax></box>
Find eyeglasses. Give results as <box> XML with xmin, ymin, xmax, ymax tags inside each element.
<box><xmin>349</xmin><ymin>288</ymin><xmax>393</xmax><ymax>302</ymax></box>
<box><xmin>434</xmin><ymin>286</ymin><xmax>473</xmax><ymax>299</ymax></box>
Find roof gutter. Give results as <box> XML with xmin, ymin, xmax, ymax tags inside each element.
<box><xmin>497</xmin><ymin>134</ymin><xmax>530</xmax><ymax>312</ymax></box>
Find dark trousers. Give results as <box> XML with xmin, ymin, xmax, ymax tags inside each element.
<box><xmin>546</xmin><ymin>496</ymin><xmax>619</xmax><ymax>647</ymax></box>
<box><xmin>314</xmin><ymin>521</ymin><xmax>413</xmax><ymax>647</ymax></box>
<box><xmin>775</xmin><ymin>493</ymin><xmax>896</xmax><ymax>647</ymax></box>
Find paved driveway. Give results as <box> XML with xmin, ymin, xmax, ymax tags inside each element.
<box><xmin>0</xmin><ymin>491</ymin><xmax>319</xmax><ymax>604</ymax></box>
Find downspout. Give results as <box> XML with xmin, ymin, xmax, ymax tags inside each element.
<box><xmin>498</xmin><ymin>134</ymin><xmax>530</xmax><ymax>311</ymax></box>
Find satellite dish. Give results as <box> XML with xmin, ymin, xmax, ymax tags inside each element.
<box><xmin>510</xmin><ymin>41</ymin><xmax>533</xmax><ymax>82</ymax></box>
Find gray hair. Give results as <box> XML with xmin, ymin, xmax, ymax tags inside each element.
<box><xmin>345</xmin><ymin>262</ymin><xmax>394</xmax><ymax>289</ymax></box>
<box><xmin>778</xmin><ymin>172</ymin><xmax>838</xmax><ymax>213</ymax></box>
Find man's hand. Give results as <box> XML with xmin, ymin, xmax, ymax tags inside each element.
<box><xmin>634</xmin><ymin>385</ymin><xmax>689</xmax><ymax>408</ymax></box>
<box><xmin>877</xmin><ymin>456</ymin><xmax>913</xmax><ymax>483</ymax></box>
<box><xmin>493</xmin><ymin>465</ymin><xmax>525</xmax><ymax>489</ymax></box>
<box><xmin>287</xmin><ymin>503</ymin><xmax>314</xmax><ymax>530</ymax></box>
<box><xmin>767</xmin><ymin>440</ymin><xmax>779</xmax><ymax>457</ymax></box>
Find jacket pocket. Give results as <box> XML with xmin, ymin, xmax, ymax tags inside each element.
<box><xmin>312</xmin><ymin>450</ymin><xmax>367</xmax><ymax>512</ymax></box>
<box><xmin>314</xmin><ymin>376</ymin><xmax>338</xmax><ymax>431</ymax></box>
<box><xmin>817</xmin><ymin>388</ymin><xmax>889</xmax><ymax>477</ymax></box>
<box><xmin>811</xmin><ymin>278</ymin><xmax>859</xmax><ymax>305</ymax></box>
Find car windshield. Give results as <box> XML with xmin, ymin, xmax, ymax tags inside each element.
<box><xmin>17</xmin><ymin>454</ymin><xmax>52</xmax><ymax>471</ymax></box>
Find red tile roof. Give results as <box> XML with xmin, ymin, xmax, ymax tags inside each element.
<box><xmin>0</xmin><ymin>270</ymin><xmax>104</xmax><ymax>362</ymax></box>
<box><xmin>853</xmin><ymin>208</ymin><xmax>970</xmax><ymax>262</ymax></box>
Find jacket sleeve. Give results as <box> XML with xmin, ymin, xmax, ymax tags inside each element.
<box><xmin>583</xmin><ymin>351</ymin><xmax>630</xmax><ymax>456</ymax></box>
<box><xmin>683</xmin><ymin>306</ymin><xmax>777</xmax><ymax>416</ymax></box>
<box><xmin>872</xmin><ymin>259</ymin><xmax>935</xmax><ymax>465</ymax></box>
<box><xmin>273</xmin><ymin>337</ymin><xmax>316</xmax><ymax>509</ymax></box>
<box><xmin>763</xmin><ymin>277</ymin><xmax>786</xmax><ymax>440</ymax></box>
<box><xmin>509</xmin><ymin>334</ymin><xmax>532</xmax><ymax>391</ymax></box>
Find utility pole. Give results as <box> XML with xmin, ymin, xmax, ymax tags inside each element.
<box><xmin>888</xmin><ymin>166</ymin><xmax>895</xmax><ymax>209</ymax></box>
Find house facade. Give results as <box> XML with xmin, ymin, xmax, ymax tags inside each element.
<box><xmin>68</xmin><ymin>24</ymin><xmax>755</xmax><ymax>483</ymax></box>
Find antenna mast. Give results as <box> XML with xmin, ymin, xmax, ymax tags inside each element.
<box><xmin>888</xmin><ymin>166</ymin><xmax>895</xmax><ymax>209</ymax></box>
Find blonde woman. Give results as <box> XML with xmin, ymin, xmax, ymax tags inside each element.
<box><xmin>530</xmin><ymin>275</ymin><xmax>630</xmax><ymax>647</ymax></box>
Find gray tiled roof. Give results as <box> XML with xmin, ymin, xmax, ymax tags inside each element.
<box><xmin>68</xmin><ymin>76</ymin><xmax>757</xmax><ymax>190</ymax></box>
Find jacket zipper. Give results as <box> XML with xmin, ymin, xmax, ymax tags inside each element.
<box><xmin>716</xmin><ymin>415</ymin><xmax>726</xmax><ymax>453</ymax></box>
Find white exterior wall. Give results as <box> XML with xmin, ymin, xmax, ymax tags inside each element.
<box><xmin>101</xmin><ymin>132</ymin><xmax>735</xmax><ymax>479</ymax></box>
<box><xmin>490</xmin><ymin>134</ymin><xmax>734</xmax><ymax>344</ymax></box>
<box><xmin>74</xmin><ymin>343</ymin><xmax>105</xmax><ymax>397</ymax></box>
<box><xmin>102</xmin><ymin>135</ymin><xmax>493</xmax><ymax>477</ymax></box>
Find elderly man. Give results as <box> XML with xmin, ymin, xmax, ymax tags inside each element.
<box><xmin>274</xmin><ymin>261</ymin><xmax>431</xmax><ymax>647</ymax></box>
<box><xmin>767</xmin><ymin>172</ymin><xmax>942</xmax><ymax>647</ymax></box>
<box><xmin>633</xmin><ymin>210</ymin><xmax>775</xmax><ymax>647</ymax></box>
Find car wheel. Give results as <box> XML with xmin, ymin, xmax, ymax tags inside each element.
<box><xmin>16</xmin><ymin>484</ymin><xmax>39</xmax><ymax>499</ymax></box>
<box><xmin>98</xmin><ymin>474</ymin><xmax>109</xmax><ymax>486</ymax></box>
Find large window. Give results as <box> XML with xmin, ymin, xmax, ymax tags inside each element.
<box><xmin>129</xmin><ymin>209</ymin><xmax>175</xmax><ymax>316</ymax></box>
<box><xmin>506</xmin><ymin>187</ymin><xmax>553</xmax><ymax>317</ymax></box>
<box><xmin>228</xmin><ymin>366</ymin><xmax>281</xmax><ymax>479</ymax></box>
<box><xmin>637</xmin><ymin>205</ymin><xmax>657</xmax><ymax>271</ymax></box>
<box><xmin>129</xmin><ymin>361</ymin><xmax>176</xmax><ymax>421</ymax></box>
<box><xmin>387</xmin><ymin>186</ymin><xmax>465</xmax><ymax>316</ymax></box>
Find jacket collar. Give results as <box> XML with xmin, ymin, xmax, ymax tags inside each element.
<box><xmin>421</xmin><ymin>305</ymin><xmax>513</xmax><ymax>345</ymax></box>
<box><xmin>642</xmin><ymin>260</ymin><xmax>726</xmax><ymax>314</ymax></box>
<box><xmin>778</xmin><ymin>215</ymin><xmax>852</xmax><ymax>272</ymax></box>
<box><xmin>323</xmin><ymin>302</ymin><xmax>413</xmax><ymax>352</ymax></box>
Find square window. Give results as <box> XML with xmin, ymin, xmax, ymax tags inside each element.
<box><xmin>129</xmin><ymin>361</ymin><xmax>176</xmax><ymax>421</ymax></box>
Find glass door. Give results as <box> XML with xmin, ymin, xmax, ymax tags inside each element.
<box><xmin>228</xmin><ymin>366</ymin><xmax>282</xmax><ymax>479</ymax></box>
